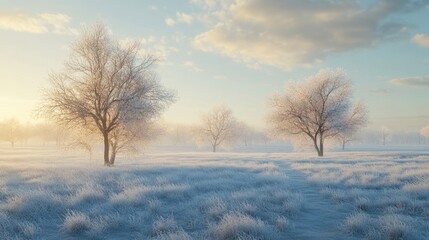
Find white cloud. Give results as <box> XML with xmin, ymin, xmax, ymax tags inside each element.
<box><xmin>0</xmin><ymin>12</ymin><xmax>77</xmax><ymax>35</ymax></box>
<box><xmin>176</xmin><ymin>12</ymin><xmax>193</xmax><ymax>24</ymax></box>
<box><xmin>165</xmin><ymin>18</ymin><xmax>176</xmax><ymax>27</ymax></box>
<box><xmin>149</xmin><ymin>5</ymin><xmax>158</xmax><ymax>11</ymax></box>
<box><xmin>183</xmin><ymin>61</ymin><xmax>203</xmax><ymax>72</ymax></box>
<box><xmin>369</xmin><ymin>88</ymin><xmax>390</xmax><ymax>94</ymax></box>
<box><xmin>120</xmin><ymin>36</ymin><xmax>178</xmax><ymax>63</ymax></box>
<box><xmin>190</xmin><ymin>0</ymin><xmax>217</xmax><ymax>9</ymax></box>
<box><xmin>412</xmin><ymin>34</ymin><xmax>429</xmax><ymax>47</ymax></box>
<box><xmin>390</xmin><ymin>76</ymin><xmax>429</xmax><ymax>86</ymax></box>
<box><xmin>193</xmin><ymin>0</ymin><xmax>427</xmax><ymax>70</ymax></box>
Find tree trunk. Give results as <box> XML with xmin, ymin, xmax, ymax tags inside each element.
<box><xmin>103</xmin><ymin>132</ymin><xmax>111</xmax><ymax>166</ymax></box>
<box><xmin>11</xmin><ymin>141</ymin><xmax>14</xmax><ymax>148</ymax></box>
<box><xmin>312</xmin><ymin>137</ymin><xmax>320</xmax><ymax>156</ymax></box>
<box><xmin>212</xmin><ymin>144</ymin><xmax>216</xmax><ymax>152</ymax></box>
<box><xmin>109</xmin><ymin>142</ymin><xmax>117</xmax><ymax>166</ymax></box>
<box><xmin>319</xmin><ymin>134</ymin><xmax>324</xmax><ymax>157</ymax></box>
<box><xmin>342</xmin><ymin>140</ymin><xmax>345</xmax><ymax>150</ymax></box>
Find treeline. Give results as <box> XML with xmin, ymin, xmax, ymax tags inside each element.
<box><xmin>0</xmin><ymin>118</ymin><xmax>69</xmax><ymax>147</ymax></box>
<box><xmin>1</xmin><ymin>117</ymin><xmax>428</xmax><ymax>151</ymax></box>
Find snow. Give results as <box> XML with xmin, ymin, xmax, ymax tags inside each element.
<box><xmin>0</xmin><ymin>145</ymin><xmax>428</xmax><ymax>239</ymax></box>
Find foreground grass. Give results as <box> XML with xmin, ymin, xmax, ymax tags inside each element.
<box><xmin>0</xmin><ymin>146</ymin><xmax>428</xmax><ymax>239</ymax></box>
<box><xmin>0</xmin><ymin>147</ymin><xmax>302</xmax><ymax>239</ymax></box>
<box><xmin>290</xmin><ymin>152</ymin><xmax>429</xmax><ymax>240</ymax></box>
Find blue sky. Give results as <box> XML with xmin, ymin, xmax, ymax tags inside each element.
<box><xmin>0</xmin><ymin>0</ymin><xmax>428</xmax><ymax>132</ymax></box>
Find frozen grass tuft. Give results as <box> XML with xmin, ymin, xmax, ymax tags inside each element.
<box><xmin>354</xmin><ymin>196</ymin><xmax>371</xmax><ymax>211</ymax></box>
<box><xmin>275</xmin><ymin>216</ymin><xmax>289</xmax><ymax>232</ymax></box>
<box><xmin>147</xmin><ymin>198</ymin><xmax>161</xmax><ymax>213</ymax></box>
<box><xmin>402</xmin><ymin>178</ymin><xmax>429</xmax><ymax>196</ymax></box>
<box><xmin>379</xmin><ymin>214</ymin><xmax>410</xmax><ymax>240</ymax></box>
<box><xmin>152</xmin><ymin>216</ymin><xmax>179</xmax><ymax>236</ymax></box>
<box><xmin>209</xmin><ymin>212</ymin><xmax>266</xmax><ymax>240</ymax></box>
<box><xmin>153</xmin><ymin>229</ymin><xmax>192</xmax><ymax>240</ymax></box>
<box><xmin>71</xmin><ymin>184</ymin><xmax>104</xmax><ymax>204</ymax></box>
<box><xmin>152</xmin><ymin>215</ymin><xmax>193</xmax><ymax>240</ymax></box>
<box><xmin>238</xmin><ymin>202</ymin><xmax>257</xmax><ymax>216</ymax></box>
<box><xmin>282</xmin><ymin>199</ymin><xmax>303</xmax><ymax>216</ymax></box>
<box><xmin>62</xmin><ymin>211</ymin><xmax>91</xmax><ymax>234</ymax></box>
<box><xmin>18</xmin><ymin>222</ymin><xmax>39</xmax><ymax>239</ymax></box>
<box><xmin>206</xmin><ymin>197</ymin><xmax>227</xmax><ymax>220</ymax></box>
<box><xmin>343</xmin><ymin>212</ymin><xmax>372</xmax><ymax>236</ymax></box>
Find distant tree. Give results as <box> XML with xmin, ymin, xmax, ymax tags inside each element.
<box><xmin>33</xmin><ymin>123</ymin><xmax>58</xmax><ymax>145</ymax></box>
<box><xmin>268</xmin><ymin>69</ymin><xmax>367</xmax><ymax>156</ymax></box>
<box><xmin>198</xmin><ymin>105</ymin><xmax>237</xmax><ymax>152</ymax></box>
<box><xmin>66</xmin><ymin>126</ymin><xmax>97</xmax><ymax>160</ymax></box>
<box><xmin>39</xmin><ymin>23</ymin><xmax>175</xmax><ymax>166</ymax></box>
<box><xmin>164</xmin><ymin>123</ymin><xmax>194</xmax><ymax>146</ymax></box>
<box><xmin>381</xmin><ymin>126</ymin><xmax>391</xmax><ymax>146</ymax></box>
<box><xmin>420</xmin><ymin>125</ymin><xmax>429</xmax><ymax>139</ymax></box>
<box><xmin>19</xmin><ymin>122</ymin><xmax>33</xmax><ymax>145</ymax></box>
<box><xmin>337</xmin><ymin>132</ymin><xmax>355</xmax><ymax>150</ymax></box>
<box><xmin>0</xmin><ymin>118</ymin><xmax>21</xmax><ymax>147</ymax></box>
<box><xmin>236</xmin><ymin>122</ymin><xmax>256</xmax><ymax>147</ymax></box>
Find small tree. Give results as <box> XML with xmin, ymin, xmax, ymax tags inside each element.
<box><xmin>268</xmin><ymin>69</ymin><xmax>367</xmax><ymax>156</ymax></box>
<box><xmin>236</xmin><ymin>122</ymin><xmax>258</xmax><ymax>147</ymax></box>
<box><xmin>66</xmin><ymin>126</ymin><xmax>97</xmax><ymax>161</ymax></box>
<box><xmin>420</xmin><ymin>125</ymin><xmax>429</xmax><ymax>142</ymax></box>
<box><xmin>0</xmin><ymin>118</ymin><xmax>21</xmax><ymax>148</ymax></box>
<box><xmin>39</xmin><ymin>23</ymin><xmax>175</xmax><ymax>166</ymax></box>
<box><xmin>198</xmin><ymin>105</ymin><xmax>237</xmax><ymax>152</ymax></box>
<box><xmin>337</xmin><ymin>132</ymin><xmax>355</xmax><ymax>150</ymax></box>
<box><xmin>381</xmin><ymin>126</ymin><xmax>391</xmax><ymax>146</ymax></box>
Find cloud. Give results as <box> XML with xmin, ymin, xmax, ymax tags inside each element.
<box><xmin>190</xmin><ymin>0</ymin><xmax>218</xmax><ymax>9</ymax></box>
<box><xmin>193</xmin><ymin>0</ymin><xmax>428</xmax><ymax>70</ymax></box>
<box><xmin>369</xmin><ymin>88</ymin><xmax>390</xmax><ymax>94</ymax></box>
<box><xmin>165</xmin><ymin>18</ymin><xmax>176</xmax><ymax>27</ymax></box>
<box><xmin>183</xmin><ymin>61</ymin><xmax>203</xmax><ymax>72</ymax></box>
<box><xmin>390</xmin><ymin>76</ymin><xmax>429</xmax><ymax>86</ymax></box>
<box><xmin>412</xmin><ymin>34</ymin><xmax>429</xmax><ymax>47</ymax></box>
<box><xmin>0</xmin><ymin>12</ymin><xmax>77</xmax><ymax>35</ymax></box>
<box><xmin>176</xmin><ymin>12</ymin><xmax>193</xmax><ymax>24</ymax></box>
<box><xmin>120</xmin><ymin>36</ymin><xmax>178</xmax><ymax>63</ymax></box>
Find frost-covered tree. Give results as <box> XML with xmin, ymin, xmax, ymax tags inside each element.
<box><xmin>381</xmin><ymin>126</ymin><xmax>391</xmax><ymax>146</ymax></box>
<box><xmin>39</xmin><ymin>23</ymin><xmax>175</xmax><ymax>166</ymax></box>
<box><xmin>268</xmin><ymin>69</ymin><xmax>367</xmax><ymax>156</ymax></box>
<box><xmin>0</xmin><ymin>118</ymin><xmax>21</xmax><ymax>147</ymax></box>
<box><xmin>337</xmin><ymin>132</ymin><xmax>355</xmax><ymax>150</ymax></box>
<box><xmin>197</xmin><ymin>105</ymin><xmax>237</xmax><ymax>152</ymax></box>
<box><xmin>420</xmin><ymin>125</ymin><xmax>429</xmax><ymax>139</ymax></box>
<box><xmin>236</xmin><ymin>122</ymin><xmax>256</xmax><ymax>147</ymax></box>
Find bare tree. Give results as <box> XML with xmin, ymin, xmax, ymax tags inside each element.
<box><xmin>66</xmin><ymin>126</ymin><xmax>97</xmax><ymax>160</ymax></box>
<box><xmin>236</xmin><ymin>122</ymin><xmax>258</xmax><ymax>147</ymax></box>
<box><xmin>381</xmin><ymin>126</ymin><xmax>391</xmax><ymax>146</ymax></box>
<box><xmin>337</xmin><ymin>132</ymin><xmax>355</xmax><ymax>150</ymax></box>
<box><xmin>39</xmin><ymin>23</ymin><xmax>175</xmax><ymax>166</ymax></box>
<box><xmin>268</xmin><ymin>69</ymin><xmax>367</xmax><ymax>156</ymax></box>
<box><xmin>0</xmin><ymin>118</ymin><xmax>21</xmax><ymax>148</ymax></box>
<box><xmin>420</xmin><ymin>125</ymin><xmax>429</xmax><ymax>142</ymax></box>
<box><xmin>197</xmin><ymin>105</ymin><xmax>237</xmax><ymax>152</ymax></box>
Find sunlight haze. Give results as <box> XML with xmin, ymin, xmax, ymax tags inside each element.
<box><xmin>0</xmin><ymin>0</ymin><xmax>428</xmax><ymax>131</ymax></box>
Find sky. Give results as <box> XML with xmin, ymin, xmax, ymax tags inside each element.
<box><xmin>0</xmin><ymin>0</ymin><xmax>428</xmax><ymax>132</ymax></box>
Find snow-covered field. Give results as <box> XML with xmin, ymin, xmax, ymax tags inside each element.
<box><xmin>0</xmin><ymin>146</ymin><xmax>428</xmax><ymax>239</ymax></box>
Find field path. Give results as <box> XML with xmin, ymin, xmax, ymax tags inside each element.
<box><xmin>277</xmin><ymin>161</ymin><xmax>356</xmax><ymax>240</ymax></box>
